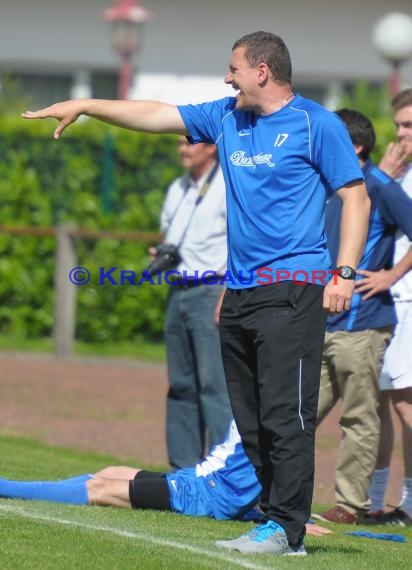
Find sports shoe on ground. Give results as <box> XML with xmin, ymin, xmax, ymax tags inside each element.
<box><xmin>380</xmin><ymin>507</ymin><xmax>412</xmax><ymax>527</ymax></box>
<box><xmin>312</xmin><ymin>505</ymin><xmax>356</xmax><ymax>524</ymax></box>
<box><xmin>215</xmin><ymin>520</ymin><xmax>307</xmax><ymax>556</ymax></box>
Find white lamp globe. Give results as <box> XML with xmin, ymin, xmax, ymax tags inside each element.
<box><xmin>372</xmin><ymin>12</ymin><xmax>412</xmax><ymax>63</ymax></box>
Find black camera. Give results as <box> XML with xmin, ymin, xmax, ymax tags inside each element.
<box><xmin>144</xmin><ymin>244</ymin><xmax>181</xmax><ymax>275</ymax></box>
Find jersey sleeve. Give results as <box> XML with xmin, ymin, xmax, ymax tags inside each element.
<box><xmin>177</xmin><ymin>98</ymin><xmax>235</xmax><ymax>144</ymax></box>
<box><xmin>311</xmin><ymin>111</ymin><xmax>364</xmax><ymax>192</ymax></box>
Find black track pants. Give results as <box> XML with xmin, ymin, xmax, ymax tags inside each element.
<box><xmin>219</xmin><ymin>281</ymin><xmax>326</xmax><ymax>546</ymax></box>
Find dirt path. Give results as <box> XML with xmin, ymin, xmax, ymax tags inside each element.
<box><xmin>0</xmin><ymin>352</ymin><xmax>403</xmax><ymax>507</ymax></box>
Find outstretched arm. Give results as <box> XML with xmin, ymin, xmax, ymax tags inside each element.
<box><xmin>323</xmin><ymin>181</ymin><xmax>370</xmax><ymax>313</ymax></box>
<box><xmin>22</xmin><ymin>99</ymin><xmax>188</xmax><ymax>139</ymax></box>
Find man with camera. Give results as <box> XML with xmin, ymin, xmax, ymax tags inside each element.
<box><xmin>151</xmin><ymin>136</ymin><xmax>232</xmax><ymax>469</ymax></box>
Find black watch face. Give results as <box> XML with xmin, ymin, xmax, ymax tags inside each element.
<box><xmin>339</xmin><ymin>265</ymin><xmax>355</xmax><ymax>279</ymax></box>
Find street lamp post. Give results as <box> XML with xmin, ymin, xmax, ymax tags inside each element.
<box><xmin>372</xmin><ymin>12</ymin><xmax>412</xmax><ymax>97</ymax></box>
<box><xmin>104</xmin><ymin>0</ymin><xmax>152</xmax><ymax>100</ymax></box>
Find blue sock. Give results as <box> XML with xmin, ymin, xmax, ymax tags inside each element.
<box><xmin>0</xmin><ymin>477</ymin><xmax>89</xmax><ymax>505</ymax></box>
<box><xmin>58</xmin><ymin>474</ymin><xmax>93</xmax><ymax>485</ymax></box>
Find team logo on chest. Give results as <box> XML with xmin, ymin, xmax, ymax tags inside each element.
<box><xmin>230</xmin><ymin>150</ymin><xmax>275</xmax><ymax>168</ymax></box>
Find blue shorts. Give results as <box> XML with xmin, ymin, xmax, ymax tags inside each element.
<box><xmin>166</xmin><ymin>467</ymin><xmax>257</xmax><ymax>520</ymax></box>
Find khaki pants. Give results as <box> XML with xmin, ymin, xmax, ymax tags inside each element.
<box><xmin>317</xmin><ymin>327</ymin><xmax>393</xmax><ymax>515</ymax></box>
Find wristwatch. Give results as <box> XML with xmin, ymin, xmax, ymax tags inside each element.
<box><xmin>336</xmin><ymin>265</ymin><xmax>357</xmax><ymax>280</ymax></box>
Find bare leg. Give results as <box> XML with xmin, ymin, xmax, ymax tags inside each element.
<box><xmin>391</xmin><ymin>387</ymin><xmax>412</xmax><ymax>481</ymax></box>
<box><xmin>376</xmin><ymin>392</ymin><xmax>393</xmax><ymax>469</ymax></box>
<box><xmin>93</xmin><ymin>466</ymin><xmax>140</xmax><ymax>480</ymax></box>
<box><xmin>391</xmin><ymin>387</ymin><xmax>412</xmax><ymax>431</ymax></box>
<box><xmin>368</xmin><ymin>392</ymin><xmax>392</xmax><ymax>512</ymax></box>
<box><xmin>402</xmin><ymin>423</ymin><xmax>412</xmax><ymax>478</ymax></box>
<box><xmin>85</xmin><ymin>466</ymin><xmax>142</xmax><ymax>508</ymax></box>
<box><xmin>369</xmin><ymin>389</ymin><xmax>412</xmax><ymax>517</ymax></box>
<box><xmin>87</xmin><ymin>477</ymin><xmax>133</xmax><ymax>508</ymax></box>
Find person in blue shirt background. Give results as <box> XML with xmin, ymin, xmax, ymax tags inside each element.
<box><xmin>315</xmin><ymin>108</ymin><xmax>412</xmax><ymax>525</ymax></box>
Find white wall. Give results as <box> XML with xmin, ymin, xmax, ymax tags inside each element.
<box><xmin>142</xmin><ymin>0</ymin><xmax>412</xmax><ymax>80</ymax></box>
<box><xmin>1</xmin><ymin>0</ymin><xmax>412</xmax><ymax>103</ymax></box>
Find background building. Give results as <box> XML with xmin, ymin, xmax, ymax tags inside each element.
<box><xmin>1</xmin><ymin>0</ymin><xmax>412</xmax><ymax>107</ymax></box>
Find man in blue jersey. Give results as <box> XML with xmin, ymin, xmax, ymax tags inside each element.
<box><xmin>22</xmin><ymin>31</ymin><xmax>369</xmax><ymax>556</ymax></box>
<box><xmin>314</xmin><ymin>109</ymin><xmax>412</xmax><ymax>525</ymax></box>
<box><xmin>0</xmin><ymin>419</ymin><xmax>330</xmax><ymax>536</ymax></box>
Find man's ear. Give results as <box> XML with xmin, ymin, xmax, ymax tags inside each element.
<box><xmin>256</xmin><ymin>62</ymin><xmax>269</xmax><ymax>84</ymax></box>
<box><xmin>354</xmin><ymin>143</ymin><xmax>364</xmax><ymax>157</ymax></box>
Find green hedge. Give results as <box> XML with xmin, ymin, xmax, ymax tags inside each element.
<box><xmin>0</xmin><ymin>116</ymin><xmax>182</xmax><ymax>343</ymax></box>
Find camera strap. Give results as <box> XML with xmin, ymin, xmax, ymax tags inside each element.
<box><xmin>170</xmin><ymin>160</ymin><xmax>220</xmax><ymax>250</ymax></box>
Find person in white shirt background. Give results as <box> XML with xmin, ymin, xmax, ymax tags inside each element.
<box><xmin>359</xmin><ymin>88</ymin><xmax>412</xmax><ymax>526</ymax></box>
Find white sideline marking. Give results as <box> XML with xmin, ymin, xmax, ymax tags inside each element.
<box><xmin>0</xmin><ymin>504</ymin><xmax>268</xmax><ymax>570</ymax></box>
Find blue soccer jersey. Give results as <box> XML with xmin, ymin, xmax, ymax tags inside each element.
<box><xmin>178</xmin><ymin>95</ymin><xmax>363</xmax><ymax>289</ymax></box>
<box><xmin>326</xmin><ymin>160</ymin><xmax>412</xmax><ymax>331</ymax></box>
<box><xmin>165</xmin><ymin>420</ymin><xmax>261</xmax><ymax>519</ymax></box>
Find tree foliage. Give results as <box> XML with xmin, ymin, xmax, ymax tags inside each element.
<box><xmin>338</xmin><ymin>80</ymin><xmax>398</xmax><ymax>161</ymax></box>
<box><xmin>0</xmin><ymin>115</ymin><xmax>182</xmax><ymax>342</ymax></box>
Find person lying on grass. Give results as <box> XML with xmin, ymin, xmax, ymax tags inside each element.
<box><xmin>0</xmin><ymin>419</ymin><xmax>330</xmax><ymax>537</ymax></box>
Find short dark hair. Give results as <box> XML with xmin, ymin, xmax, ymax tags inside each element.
<box><xmin>391</xmin><ymin>88</ymin><xmax>412</xmax><ymax>112</ymax></box>
<box><xmin>335</xmin><ymin>108</ymin><xmax>376</xmax><ymax>161</ymax></box>
<box><xmin>232</xmin><ymin>31</ymin><xmax>292</xmax><ymax>84</ymax></box>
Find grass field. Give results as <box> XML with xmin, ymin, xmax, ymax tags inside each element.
<box><xmin>0</xmin><ymin>334</ymin><xmax>166</xmax><ymax>362</ymax></box>
<box><xmin>1</xmin><ymin>435</ymin><xmax>411</xmax><ymax>569</ymax></box>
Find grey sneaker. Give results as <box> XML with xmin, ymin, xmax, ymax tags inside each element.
<box><xmin>215</xmin><ymin>520</ymin><xmax>307</xmax><ymax>556</ymax></box>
